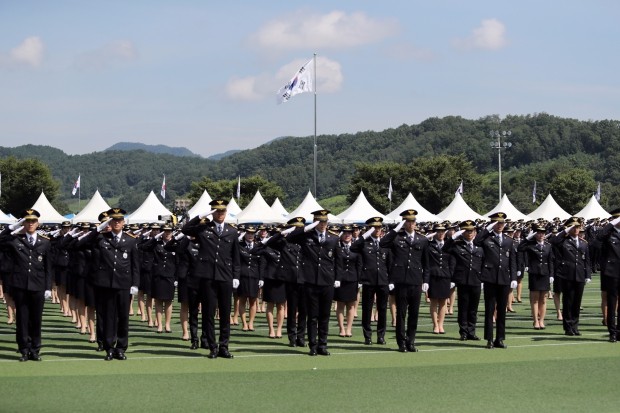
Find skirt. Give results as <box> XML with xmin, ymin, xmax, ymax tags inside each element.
<box><xmin>73</xmin><ymin>276</ymin><xmax>86</xmax><ymax>301</ymax></box>
<box><xmin>55</xmin><ymin>268</ymin><xmax>69</xmax><ymax>287</ymax></box>
<box><xmin>553</xmin><ymin>276</ymin><xmax>563</xmax><ymax>293</ymax></box>
<box><xmin>84</xmin><ymin>282</ymin><xmax>96</xmax><ymax>307</ymax></box>
<box><xmin>140</xmin><ymin>271</ymin><xmax>152</xmax><ymax>295</ymax></box>
<box><xmin>528</xmin><ymin>273</ymin><xmax>550</xmax><ymax>292</ymax></box>
<box><xmin>263</xmin><ymin>279</ymin><xmax>286</xmax><ymax>304</ymax></box>
<box><xmin>237</xmin><ymin>277</ymin><xmax>259</xmax><ymax>298</ymax></box>
<box><xmin>177</xmin><ymin>278</ymin><xmax>188</xmax><ymax>303</ymax></box>
<box><xmin>152</xmin><ymin>277</ymin><xmax>175</xmax><ymax>301</ymax></box>
<box><xmin>334</xmin><ymin>281</ymin><xmax>358</xmax><ymax>302</ymax></box>
<box><xmin>428</xmin><ymin>277</ymin><xmax>450</xmax><ymax>299</ymax></box>
<box><xmin>600</xmin><ymin>275</ymin><xmax>611</xmax><ymax>292</ymax></box>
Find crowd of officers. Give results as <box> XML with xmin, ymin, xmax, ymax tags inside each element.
<box><xmin>1</xmin><ymin>199</ymin><xmax>619</xmax><ymax>362</ymax></box>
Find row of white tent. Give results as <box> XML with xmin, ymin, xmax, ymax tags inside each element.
<box><xmin>0</xmin><ymin>188</ymin><xmax>613</xmax><ymax>225</ymax></box>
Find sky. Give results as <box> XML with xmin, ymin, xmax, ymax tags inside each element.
<box><xmin>1</xmin><ymin>1</ymin><xmax>619</xmax><ymax>158</ymax></box>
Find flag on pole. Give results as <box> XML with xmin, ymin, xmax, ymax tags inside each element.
<box><xmin>455</xmin><ymin>181</ymin><xmax>463</xmax><ymax>196</ymax></box>
<box><xmin>595</xmin><ymin>182</ymin><xmax>601</xmax><ymax>201</ymax></box>
<box><xmin>276</xmin><ymin>58</ymin><xmax>314</xmax><ymax>104</ymax></box>
<box><xmin>387</xmin><ymin>178</ymin><xmax>393</xmax><ymax>201</ymax></box>
<box><xmin>161</xmin><ymin>175</ymin><xmax>166</xmax><ymax>199</ymax></box>
<box><xmin>532</xmin><ymin>181</ymin><xmax>537</xmax><ymax>203</ymax></box>
<box><xmin>236</xmin><ymin>176</ymin><xmax>241</xmax><ymax>200</ymax></box>
<box><xmin>71</xmin><ymin>175</ymin><xmax>80</xmax><ymax>196</ymax></box>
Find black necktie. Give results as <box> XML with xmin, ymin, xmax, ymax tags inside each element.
<box><xmin>29</xmin><ymin>236</ymin><xmax>35</xmax><ymax>246</ymax></box>
<box><xmin>217</xmin><ymin>225</ymin><xmax>223</xmax><ymax>235</ymax></box>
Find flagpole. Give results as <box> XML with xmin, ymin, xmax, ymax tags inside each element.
<box><xmin>313</xmin><ymin>52</ymin><xmax>317</xmax><ymax>197</ymax></box>
<box><xmin>78</xmin><ymin>173</ymin><xmax>81</xmax><ymax>211</ymax></box>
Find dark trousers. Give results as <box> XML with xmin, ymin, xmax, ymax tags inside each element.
<box><xmin>606</xmin><ymin>277</ymin><xmax>620</xmax><ymax>336</ymax></box>
<box><xmin>561</xmin><ymin>279</ymin><xmax>585</xmax><ymax>333</ymax></box>
<box><xmin>285</xmin><ymin>282</ymin><xmax>306</xmax><ymax>341</ymax></box>
<box><xmin>187</xmin><ymin>284</ymin><xmax>200</xmax><ymax>344</ymax></box>
<box><xmin>362</xmin><ymin>284</ymin><xmax>388</xmax><ymax>341</ymax></box>
<box><xmin>199</xmin><ymin>279</ymin><xmax>232</xmax><ymax>351</ymax></box>
<box><xmin>304</xmin><ymin>284</ymin><xmax>333</xmax><ymax>351</ymax></box>
<box><xmin>483</xmin><ymin>283</ymin><xmax>510</xmax><ymax>342</ymax></box>
<box><xmin>94</xmin><ymin>286</ymin><xmax>130</xmax><ymax>351</ymax></box>
<box><xmin>12</xmin><ymin>288</ymin><xmax>44</xmax><ymax>355</ymax></box>
<box><xmin>394</xmin><ymin>284</ymin><xmax>421</xmax><ymax>346</ymax></box>
<box><xmin>456</xmin><ymin>284</ymin><xmax>481</xmax><ymax>337</ymax></box>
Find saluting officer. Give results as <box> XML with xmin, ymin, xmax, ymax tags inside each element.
<box><xmin>596</xmin><ymin>208</ymin><xmax>620</xmax><ymax>342</ymax></box>
<box><xmin>0</xmin><ymin>209</ymin><xmax>52</xmax><ymax>361</ymax></box>
<box><xmin>380</xmin><ymin>209</ymin><xmax>429</xmax><ymax>353</ymax></box>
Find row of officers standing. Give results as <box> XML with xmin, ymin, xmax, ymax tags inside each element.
<box><xmin>2</xmin><ymin>201</ymin><xmax>620</xmax><ymax>362</ymax></box>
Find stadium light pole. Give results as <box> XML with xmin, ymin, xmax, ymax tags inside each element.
<box><xmin>490</xmin><ymin>130</ymin><xmax>512</xmax><ymax>203</ymax></box>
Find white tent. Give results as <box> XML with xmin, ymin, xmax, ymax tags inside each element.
<box><xmin>270</xmin><ymin>198</ymin><xmax>289</xmax><ymax>220</ymax></box>
<box><xmin>574</xmin><ymin>195</ymin><xmax>609</xmax><ymax>220</ymax></box>
<box><xmin>385</xmin><ymin>193</ymin><xmax>438</xmax><ymax>223</ymax></box>
<box><xmin>436</xmin><ymin>193</ymin><xmax>485</xmax><ymax>222</ymax></box>
<box><xmin>527</xmin><ymin>194</ymin><xmax>571</xmax><ymax>221</ymax></box>
<box><xmin>224</xmin><ymin>197</ymin><xmax>242</xmax><ymax>224</ymax></box>
<box><xmin>335</xmin><ymin>190</ymin><xmax>385</xmax><ymax>224</ymax></box>
<box><xmin>283</xmin><ymin>191</ymin><xmax>338</xmax><ymax>223</ymax></box>
<box><xmin>187</xmin><ymin>189</ymin><xmax>213</xmax><ymax>219</ymax></box>
<box><xmin>31</xmin><ymin>191</ymin><xmax>66</xmax><ymax>224</ymax></box>
<box><xmin>235</xmin><ymin>191</ymin><xmax>284</xmax><ymax>224</ymax></box>
<box><xmin>126</xmin><ymin>191</ymin><xmax>172</xmax><ymax>224</ymax></box>
<box><xmin>71</xmin><ymin>190</ymin><xmax>111</xmax><ymax>223</ymax></box>
<box><xmin>0</xmin><ymin>208</ymin><xmax>15</xmax><ymax>224</ymax></box>
<box><xmin>484</xmin><ymin>194</ymin><xmax>530</xmax><ymax>222</ymax></box>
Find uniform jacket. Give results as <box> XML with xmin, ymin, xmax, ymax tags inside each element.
<box><xmin>239</xmin><ymin>241</ymin><xmax>262</xmax><ymax>280</ymax></box>
<box><xmin>379</xmin><ymin>230</ymin><xmax>429</xmax><ymax>285</ymax></box>
<box><xmin>474</xmin><ymin>229</ymin><xmax>517</xmax><ymax>285</ymax></box>
<box><xmin>596</xmin><ymin>223</ymin><xmax>620</xmax><ymax>279</ymax></box>
<box><xmin>444</xmin><ymin>237</ymin><xmax>483</xmax><ymax>286</ymax></box>
<box><xmin>427</xmin><ymin>239</ymin><xmax>455</xmax><ymax>279</ymax></box>
<box><xmin>262</xmin><ymin>232</ymin><xmax>303</xmax><ymax>284</ymax></box>
<box><xmin>517</xmin><ymin>239</ymin><xmax>554</xmax><ymax>276</ymax></box>
<box><xmin>549</xmin><ymin>233</ymin><xmax>591</xmax><ymax>282</ymax></box>
<box><xmin>350</xmin><ymin>236</ymin><xmax>390</xmax><ymax>285</ymax></box>
<box><xmin>141</xmin><ymin>237</ymin><xmax>181</xmax><ymax>280</ymax></box>
<box><xmin>0</xmin><ymin>228</ymin><xmax>52</xmax><ymax>291</ymax></box>
<box><xmin>286</xmin><ymin>227</ymin><xmax>341</xmax><ymax>286</ymax></box>
<box><xmin>338</xmin><ymin>241</ymin><xmax>362</xmax><ymax>283</ymax></box>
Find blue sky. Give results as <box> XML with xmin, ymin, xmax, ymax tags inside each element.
<box><xmin>1</xmin><ymin>1</ymin><xmax>619</xmax><ymax>158</ymax></box>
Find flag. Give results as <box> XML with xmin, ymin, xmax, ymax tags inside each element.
<box><xmin>276</xmin><ymin>58</ymin><xmax>314</xmax><ymax>104</ymax></box>
<box><xmin>595</xmin><ymin>182</ymin><xmax>601</xmax><ymax>201</ymax></box>
<box><xmin>387</xmin><ymin>178</ymin><xmax>393</xmax><ymax>201</ymax></box>
<box><xmin>71</xmin><ymin>175</ymin><xmax>80</xmax><ymax>196</ymax></box>
<box><xmin>455</xmin><ymin>180</ymin><xmax>463</xmax><ymax>196</ymax></box>
<box><xmin>236</xmin><ymin>176</ymin><xmax>241</xmax><ymax>200</ymax></box>
<box><xmin>532</xmin><ymin>181</ymin><xmax>537</xmax><ymax>203</ymax></box>
<box><xmin>161</xmin><ymin>175</ymin><xmax>166</xmax><ymax>199</ymax></box>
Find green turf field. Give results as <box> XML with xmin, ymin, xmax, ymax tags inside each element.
<box><xmin>0</xmin><ymin>278</ymin><xmax>618</xmax><ymax>413</ymax></box>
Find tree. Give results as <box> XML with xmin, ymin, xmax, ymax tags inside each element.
<box><xmin>548</xmin><ymin>169</ymin><xmax>597</xmax><ymax>213</ymax></box>
<box><xmin>0</xmin><ymin>157</ymin><xmax>60</xmax><ymax>216</ymax></box>
<box><xmin>187</xmin><ymin>175</ymin><xmax>285</xmax><ymax>209</ymax></box>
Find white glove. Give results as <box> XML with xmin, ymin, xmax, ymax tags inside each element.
<box><xmin>304</xmin><ymin>220</ymin><xmax>320</xmax><ymax>232</ymax></box>
<box><xmin>281</xmin><ymin>226</ymin><xmax>296</xmax><ymax>236</ymax></box>
<box><xmin>517</xmin><ymin>271</ymin><xmax>522</xmax><ymax>277</ymax></box>
<box><xmin>526</xmin><ymin>232</ymin><xmax>535</xmax><ymax>240</ymax></box>
<box><xmin>562</xmin><ymin>225</ymin><xmax>575</xmax><ymax>235</ymax></box>
<box><xmin>142</xmin><ymin>230</ymin><xmax>152</xmax><ymax>238</ymax></box>
<box><xmin>97</xmin><ymin>219</ymin><xmax>111</xmax><ymax>232</ymax></box>
<box><xmin>586</xmin><ymin>278</ymin><xmax>591</xmax><ymax>284</ymax></box>
<box><xmin>388</xmin><ymin>283</ymin><xmax>394</xmax><ymax>291</ymax></box>
<box><xmin>334</xmin><ymin>280</ymin><xmax>341</xmax><ymax>288</ymax></box>
<box><xmin>361</xmin><ymin>227</ymin><xmax>375</xmax><ymax>239</ymax></box>
<box><xmin>50</xmin><ymin>229</ymin><xmax>61</xmax><ymax>237</ymax></box>
<box><xmin>425</xmin><ymin>232</ymin><xmax>436</xmax><ymax>240</ymax></box>
<box><xmin>452</xmin><ymin>229</ymin><xmax>465</xmax><ymax>240</ymax></box>
<box><xmin>486</xmin><ymin>221</ymin><xmax>498</xmax><ymax>232</ymax></box>
<box><xmin>358</xmin><ymin>283</ymin><xmax>362</xmax><ymax>289</ymax></box>
<box><xmin>153</xmin><ymin>231</ymin><xmax>163</xmax><ymax>240</ymax></box>
<box><xmin>78</xmin><ymin>232</ymin><xmax>90</xmax><ymax>241</ymax></box>
<box><xmin>8</xmin><ymin>218</ymin><xmax>25</xmax><ymax>231</ymax></box>
<box><xmin>261</xmin><ymin>236</ymin><xmax>271</xmax><ymax>244</ymax></box>
<box><xmin>44</xmin><ymin>290</ymin><xmax>52</xmax><ymax>300</ymax></box>
<box><xmin>550</xmin><ymin>277</ymin><xmax>554</xmax><ymax>284</ymax></box>
<box><xmin>510</xmin><ymin>281</ymin><xmax>518</xmax><ymax>289</ymax></box>
<box><xmin>199</xmin><ymin>209</ymin><xmax>217</xmax><ymax>219</ymax></box>
<box><xmin>450</xmin><ymin>282</ymin><xmax>456</xmax><ymax>289</ymax></box>
<box><xmin>258</xmin><ymin>280</ymin><xmax>264</xmax><ymax>288</ymax></box>
<box><xmin>422</xmin><ymin>283</ymin><xmax>429</xmax><ymax>293</ymax></box>
<box><xmin>175</xmin><ymin>232</ymin><xmax>185</xmax><ymax>240</ymax></box>
<box><xmin>481</xmin><ymin>283</ymin><xmax>484</xmax><ymax>290</ymax></box>
<box><xmin>174</xmin><ymin>281</ymin><xmax>178</xmax><ymax>287</ymax></box>
<box><xmin>11</xmin><ymin>226</ymin><xmax>26</xmax><ymax>235</ymax></box>
<box><xmin>130</xmin><ymin>286</ymin><xmax>139</xmax><ymax>295</ymax></box>
<box><xmin>394</xmin><ymin>220</ymin><xmax>405</xmax><ymax>233</ymax></box>
<box><xmin>232</xmin><ymin>279</ymin><xmax>240</xmax><ymax>289</ymax></box>
<box><xmin>524</xmin><ymin>267</ymin><xmax>529</xmax><ymax>272</ymax></box>
<box><xmin>611</xmin><ymin>216</ymin><xmax>620</xmax><ymax>226</ymax></box>
<box><xmin>238</xmin><ymin>232</ymin><xmax>246</xmax><ymax>241</ymax></box>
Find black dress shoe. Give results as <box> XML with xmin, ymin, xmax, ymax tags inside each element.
<box><xmin>317</xmin><ymin>348</ymin><xmax>330</xmax><ymax>356</ymax></box>
<box><xmin>406</xmin><ymin>343</ymin><xmax>418</xmax><ymax>353</ymax></box>
<box><xmin>610</xmin><ymin>334</ymin><xmax>617</xmax><ymax>343</ymax></box>
<box><xmin>493</xmin><ymin>340</ymin><xmax>507</xmax><ymax>349</ymax></box>
<box><xmin>565</xmin><ymin>330</ymin><xmax>575</xmax><ymax>336</ymax></box>
<box><xmin>364</xmin><ymin>338</ymin><xmax>372</xmax><ymax>345</ymax></box>
<box><xmin>467</xmin><ymin>334</ymin><xmax>481</xmax><ymax>341</ymax></box>
<box><xmin>28</xmin><ymin>352</ymin><xmax>41</xmax><ymax>361</ymax></box>
<box><xmin>376</xmin><ymin>337</ymin><xmax>386</xmax><ymax>345</ymax></box>
<box><xmin>218</xmin><ymin>349</ymin><xmax>234</xmax><ymax>359</ymax></box>
<box><xmin>96</xmin><ymin>343</ymin><xmax>104</xmax><ymax>352</ymax></box>
<box><xmin>289</xmin><ymin>339</ymin><xmax>296</xmax><ymax>347</ymax></box>
<box><xmin>18</xmin><ymin>354</ymin><xmax>29</xmax><ymax>362</ymax></box>
<box><xmin>207</xmin><ymin>349</ymin><xmax>218</xmax><ymax>359</ymax></box>
<box><xmin>190</xmin><ymin>341</ymin><xmax>199</xmax><ymax>350</ymax></box>
<box><xmin>573</xmin><ymin>329</ymin><xmax>581</xmax><ymax>336</ymax></box>
<box><xmin>308</xmin><ymin>349</ymin><xmax>318</xmax><ymax>356</ymax></box>
<box><xmin>114</xmin><ymin>350</ymin><xmax>127</xmax><ymax>360</ymax></box>
<box><xmin>397</xmin><ymin>345</ymin><xmax>408</xmax><ymax>353</ymax></box>
<box><xmin>460</xmin><ymin>334</ymin><xmax>467</xmax><ymax>341</ymax></box>
<box><xmin>104</xmin><ymin>351</ymin><xmax>114</xmax><ymax>361</ymax></box>
<box><xmin>485</xmin><ymin>341</ymin><xmax>494</xmax><ymax>349</ymax></box>
<box><xmin>295</xmin><ymin>338</ymin><xmax>306</xmax><ymax>348</ymax></box>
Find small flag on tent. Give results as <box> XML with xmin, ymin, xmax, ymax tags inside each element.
<box><xmin>595</xmin><ymin>182</ymin><xmax>601</xmax><ymax>201</ymax></box>
<box><xmin>71</xmin><ymin>175</ymin><xmax>80</xmax><ymax>196</ymax></box>
<box><xmin>276</xmin><ymin>58</ymin><xmax>314</xmax><ymax>104</ymax></box>
<box><xmin>161</xmin><ymin>175</ymin><xmax>166</xmax><ymax>200</ymax></box>
<box><xmin>236</xmin><ymin>176</ymin><xmax>241</xmax><ymax>200</ymax></box>
<box><xmin>455</xmin><ymin>180</ymin><xmax>463</xmax><ymax>196</ymax></box>
<box><xmin>532</xmin><ymin>181</ymin><xmax>537</xmax><ymax>204</ymax></box>
<box><xmin>387</xmin><ymin>178</ymin><xmax>393</xmax><ymax>201</ymax></box>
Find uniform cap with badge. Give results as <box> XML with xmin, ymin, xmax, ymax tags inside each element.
<box><xmin>399</xmin><ymin>209</ymin><xmax>418</xmax><ymax>222</ymax></box>
<box><xmin>311</xmin><ymin>209</ymin><xmax>330</xmax><ymax>222</ymax></box>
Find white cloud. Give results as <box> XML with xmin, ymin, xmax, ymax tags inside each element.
<box><xmin>251</xmin><ymin>10</ymin><xmax>398</xmax><ymax>51</ymax></box>
<box><xmin>453</xmin><ymin>19</ymin><xmax>507</xmax><ymax>51</ymax></box>
<box><xmin>225</xmin><ymin>56</ymin><xmax>343</xmax><ymax>102</ymax></box>
<box><xmin>75</xmin><ymin>40</ymin><xmax>138</xmax><ymax>70</ymax></box>
<box><xmin>9</xmin><ymin>36</ymin><xmax>44</xmax><ymax>67</ymax></box>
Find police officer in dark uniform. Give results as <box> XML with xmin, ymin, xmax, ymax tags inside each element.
<box><xmin>596</xmin><ymin>208</ymin><xmax>620</xmax><ymax>342</ymax></box>
<box><xmin>351</xmin><ymin>217</ymin><xmax>391</xmax><ymax>345</ymax></box>
<box><xmin>0</xmin><ymin>209</ymin><xmax>52</xmax><ymax>361</ymax></box>
<box><xmin>285</xmin><ymin>209</ymin><xmax>341</xmax><ymax>356</ymax></box>
<box><xmin>335</xmin><ymin>224</ymin><xmax>362</xmax><ymax>338</ymax></box>
<box><xmin>181</xmin><ymin>199</ymin><xmax>240</xmax><ymax>359</ymax></box>
<box><xmin>474</xmin><ymin>212</ymin><xmax>517</xmax><ymax>349</ymax></box>
<box><xmin>380</xmin><ymin>209</ymin><xmax>429</xmax><ymax>353</ymax></box>
<box><xmin>78</xmin><ymin>208</ymin><xmax>140</xmax><ymax>360</ymax></box>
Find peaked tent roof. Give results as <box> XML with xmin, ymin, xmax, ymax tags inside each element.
<box><xmin>235</xmin><ymin>191</ymin><xmax>284</xmax><ymax>224</ymax></box>
<box><xmin>126</xmin><ymin>191</ymin><xmax>172</xmax><ymax>224</ymax></box>
<box><xmin>283</xmin><ymin>191</ymin><xmax>338</xmax><ymax>223</ymax></box>
<box><xmin>0</xmin><ymin>208</ymin><xmax>15</xmax><ymax>224</ymax></box>
<box><xmin>31</xmin><ymin>191</ymin><xmax>67</xmax><ymax>224</ymax></box>
<box><xmin>484</xmin><ymin>194</ymin><xmax>530</xmax><ymax>222</ymax></box>
<box><xmin>436</xmin><ymin>193</ymin><xmax>485</xmax><ymax>222</ymax></box>
<box><xmin>574</xmin><ymin>195</ymin><xmax>609</xmax><ymax>220</ymax></box>
<box><xmin>385</xmin><ymin>193</ymin><xmax>438</xmax><ymax>223</ymax></box>
<box><xmin>527</xmin><ymin>194</ymin><xmax>571</xmax><ymax>221</ymax></box>
<box><xmin>335</xmin><ymin>190</ymin><xmax>385</xmax><ymax>224</ymax></box>
<box><xmin>71</xmin><ymin>190</ymin><xmax>112</xmax><ymax>224</ymax></box>
<box><xmin>270</xmin><ymin>198</ymin><xmax>289</xmax><ymax>220</ymax></box>
<box><xmin>224</xmin><ymin>197</ymin><xmax>242</xmax><ymax>224</ymax></box>
<box><xmin>187</xmin><ymin>189</ymin><xmax>213</xmax><ymax>219</ymax></box>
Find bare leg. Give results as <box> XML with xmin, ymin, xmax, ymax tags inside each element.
<box><xmin>138</xmin><ymin>291</ymin><xmax>147</xmax><ymax>321</ymax></box>
<box><xmin>5</xmin><ymin>293</ymin><xmax>15</xmax><ymax>324</ymax></box>
<box><xmin>180</xmin><ymin>301</ymin><xmax>189</xmax><ymax>340</ymax></box>
<box><xmin>345</xmin><ymin>300</ymin><xmax>356</xmax><ymax>336</ymax></box>
<box><xmin>336</xmin><ymin>301</ymin><xmax>346</xmax><ymax>336</ymax></box>
<box><xmin>554</xmin><ymin>292</ymin><xmax>562</xmax><ymax>320</ymax></box>
<box><xmin>389</xmin><ymin>294</ymin><xmax>397</xmax><ymax>327</ymax></box>
<box><xmin>240</xmin><ymin>297</ymin><xmax>248</xmax><ymax>330</ymax></box>
<box><xmin>447</xmin><ymin>287</ymin><xmax>456</xmax><ymax>315</ymax></box>
<box><xmin>437</xmin><ymin>298</ymin><xmax>447</xmax><ymax>333</ymax></box>
<box><xmin>602</xmin><ymin>291</ymin><xmax>608</xmax><ymax>326</ymax></box>
<box><xmin>530</xmin><ymin>291</ymin><xmax>540</xmax><ymax>328</ymax></box>
<box><xmin>248</xmin><ymin>297</ymin><xmax>257</xmax><ymax>330</ymax></box>
<box><xmin>516</xmin><ymin>279</ymin><xmax>523</xmax><ymax>302</ymax></box>
<box><xmin>275</xmin><ymin>303</ymin><xmax>285</xmax><ymax>337</ymax></box>
<box><xmin>147</xmin><ymin>296</ymin><xmax>155</xmax><ymax>327</ymax></box>
<box><xmin>266</xmin><ymin>302</ymin><xmax>275</xmax><ymax>337</ymax></box>
<box><xmin>155</xmin><ymin>299</ymin><xmax>163</xmax><ymax>332</ymax></box>
<box><xmin>538</xmin><ymin>292</ymin><xmax>547</xmax><ymax>328</ymax></box>
<box><xmin>87</xmin><ymin>306</ymin><xmax>96</xmax><ymax>342</ymax></box>
<box><xmin>164</xmin><ymin>300</ymin><xmax>172</xmax><ymax>332</ymax></box>
<box><xmin>429</xmin><ymin>298</ymin><xmax>439</xmax><ymax>333</ymax></box>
